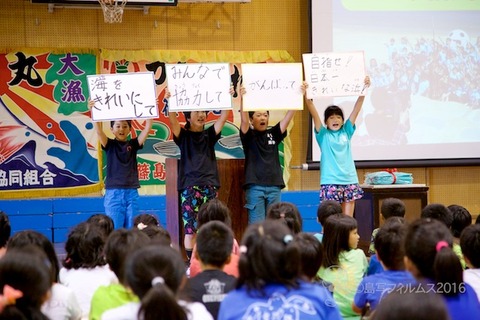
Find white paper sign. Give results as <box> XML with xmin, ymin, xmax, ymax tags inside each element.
<box><xmin>166</xmin><ymin>63</ymin><xmax>232</xmax><ymax>112</ymax></box>
<box><xmin>87</xmin><ymin>72</ymin><xmax>158</xmax><ymax>121</ymax></box>
<box><xmin>302</xmin><ymin>51</ymin><xmax>366</xmax><ymax>98</ymax></box>
<box><xmin>241</xmin><ymin>63</ymin><xmax>303</xmax><ymax>111</ymax></box>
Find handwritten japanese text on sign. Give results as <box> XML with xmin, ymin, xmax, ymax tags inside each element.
<box><xmin>241</xmin><ymin>63</ymin><xmax>304</xmax><ymax>111</ymax></box>
<box><xmin>302</xmin><ymin>51</ymin><xmax>366</xmax><ymax>98</ymax></box>
<box><xmin>166</xmin><ymin>63</ymin><xmax>232</xmax><ymax>112</ymax></box>
<box><xmin>87</xmin><ymin>72</ymin><xmax>158</xmax><ymax>121</ymax></box>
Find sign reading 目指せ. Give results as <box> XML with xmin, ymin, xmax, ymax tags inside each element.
<box><xmin>166</xmin><ymin>63</ymin><xmax>232</xmax><ymax>112</ymax></box>
<box><xmin>302</xmin><ymin>51</ymin><xmax>366</xmax><ymax>98</ymax></box>
<box><xmin>240</xmin><ymin>63</ymin><xmax>304</xmax><ymax>111</ymax></box>
<box><xmin>87</xmin><ymin>72</ymin><xmax>158</xmax><ymax>121</ymax></box>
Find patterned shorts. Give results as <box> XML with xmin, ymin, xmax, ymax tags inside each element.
<box><xmin>320</xmin><ymin>183</ymin><xmax>364</xmax><ymax>203</ymax></box>
<box><xmin>180</xmin><ymin>185</ymin><xmax>218</xmax><ymax>235</ymax></box>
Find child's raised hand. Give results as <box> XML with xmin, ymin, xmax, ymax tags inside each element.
<box><xmin>87</xmin><ymin>99</ymin><xmax>95</xmax><ymax>110</ymax></box>
<box><xmin>364</xmin><ymin>76</ymin><xmax>371</xmax><ymax>88</ymax></box>
<box><xmin>239</xmin><ymin>86</ymin><xmax>246</xmax><ymax>96</ymax></box>
<box><xmin>301</xmin><ymin>81</ymin><xmax>309</xmax><ymax>96</ymax></box>
<box><xmin>164</xmin><ymin>88</ymin><xmax>171</xmax><ymax>99</ymax></box>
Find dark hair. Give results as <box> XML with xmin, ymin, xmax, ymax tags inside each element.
<box><xmin>380</xmin><ymin>198</ymin><xmax>406</xmax><ymax>219</ymax></box>
<box><xmin>374</xmin><ymin>217</ymin><xmax>407</xmax><ymax>270</ymax></box>
<box><xmin>448</xmin><ymin>204</ymin><xmax>472</xmax><ymax>238</ymax></box>
<box><xmin>140</xmin><ymin>226</ymin><xmax>172</xmax><ymax>246</ymax></box>
<box><xmin>266</xmin><ymin>202</ymin><xmax>303</xmax><ymax>234</ymax></box>
<box><xmin>317</xmin><ymin>200</ymin><xmax>343</xmax><ymax>226</ymax></box>
<box><xmin>0</xmin><ymin>247</ymin><xmax>51</xmax><ymax>320</ymax></box>
<box><xmin>322</xmin><ymin>214</ymin><xmax>358</xmax><ymax>268</ymax></box>
<box><xmin>62</xmin><ymin>222</ymin><xmax>107</xmax><ymax>269</ymax></box>
<box><xmin>460</xmin><ymin>224</ymin><xmax>480</xmax><ymax>268</ymax></box>
<box><xmin>109</xmin><ymin>119</ymin><xmax>132</xmax><ymax>128</ymax></box>
<box><xmin>86</xmin><ymin>214</ymin><xmax>114</xmax><ymax>239</ymax></box>
<box><xmin>405</xmin><ymin>218</ymin><xmax>463</xmax><ymax>296</ymax></box>
<box><xmin>324</xmin><ymin>105</ymin><xmax>344</xmax><ymax>123</ymax></box>
<box><xmin>183</xmin><ymin>111</ymin><xmax>191</xmax><ymax>129</ymax></box>
<box><xmin>197</xmin><ymin>198</ymin><xmax>232</xmax><ymax>229</ymax></box>
<box><xmin>7</xmin><ymin>230</ymin><xmax>60</xmax><ymax>283</ymax></box>
<box><xmin>104</xmin><ymin>229</ymin><xmax>150</xmax><ymax>283</ymax></box>
<box><xmin>237</xmin><ymin>220</ymin><xmax>300</xmax><ymax>295</ymax></box>
<box><xmin>371</xmin><ymin>286</ymin><xmax>449</xmax><ymax>320</ymax></box>
<box><xmin>196</xmin><ymin>221</ymin><xmax>234</xmax><ymax>268</ymax></box>
<box><xmin>134</xmin><ymin>213</ymin><xmax>160</xmax><ymax>229</ymax></box>
<box><xmin>125</xmin><ymin>245</ymin><xmax>188</xmax><ymax>320</ymax></box>
<box><xmin>0</xmin><ymin>211</ymin><xmax>11</xmax><ymax>248</ymax></box>
<box><xmin>476</xmin><ymin>214</ymin><xmax>480</xmax><ymax>225</ymax></box>
<box><xmin>293</xmin><ymin>232</ymin><xmax>323</xmax><ymax>281</ymax></box>
<box><xmin>421</xmin><ymin>203</ymin><xmax>453</xmax><ymax>228</ymax></box>
<box><xmin>248</xmin><ymin>110</ymin><xmax>269</xmax><ymax>119</ymax></box>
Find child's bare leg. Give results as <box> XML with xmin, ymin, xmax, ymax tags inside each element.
<box><xmin>342</xmin><ymin>201</ymin><xmax>355</xmax><ymax>217</ymax></box>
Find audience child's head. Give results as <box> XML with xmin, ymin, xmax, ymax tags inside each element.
<box><xmin>196</xmin><ymin>221</ymin><xmax>234</xmax><ymax>269</ymax></box>
<box><xmin>476</xmin><ymin>215</ymin><xmax>480</xmax><ymax>225</ymax></box>
<box><xmin>316</xmin><ymin>200</ymin><xmax>343</xmax><ymax>228</ymax></box>
<box><xmin>86</xmin><ymin>214</ymin><xmax>114</xmax><ymax>239</ymax></box>
<box><xmin>374</xmin><ymin>217</ymin><xmax>407</xmax><ymax>271</ymax></box>
<box><xmin>404</xmin><ymin>218</ymin><xmax>463</xmax><ymax>296</ymax></box>
<box><xmin>125</xmin><ymin>245</ymin><xmax>188</xmax><ymax>320</ymax></box>
<box><xmin>460</xmin><ymin>224</ymin><xmax>480</xmax><ymax>269</ymax></box>
<box><xmin>0</xmin><ymin>247</ymin><xmax>51</xmax><ymax>320</ymax></box>
<box><xmin>322</xmin><ymin>214</ymin><xmax>359</xmax><ymax>268</ymax></box>
<box><xmin>134</xmin><ymin>213</ymin><xmax>160</xmax><ymax>230</ymax></box>
<box><xmin>448</xmin><ymin>204</ymin><xmax>472</xmax><ymax>238</ymax></box>
<box><xmin>380</xmin><ymin>198</ymin><xmax>406</xmax><ymax>220</ymax></box>
<box><xmin>266</xmin><ymin>202</ymin><xmax>303</xmax><ymax>234</ymax></box>
<box><xmin>0</xmin><ymin>211</ymin><xmax>11</xmax><ymax>257</ymax></box>
<box><xmin>237</xmin><ymin>220</ymin><xmax>300</xmax><ymax>292</ymax></box>
<box><xmin>371</xmin><ymin>288</ymin><xmax>449</xmax><ymax>320</ymax></box>
<box><xmin>140</xmin><ymin>225</ymin><xmax>172</xmax><ymax>246</ymax></box>
<box><xmin>421</xmin><ymin>203</ymin><xmax>453</xmax><ymax>229</ymax></box>
<box><xmin>63</xmin><ymin>222</ymin><xmax>107</xmax><ymax>269</ymax></box>
<box><xmin>7</xmin><ymin>230</ymin><xmax>59</xmax><ymax>284</ymax></box>
<box><xmin>292</xmin><ymin>232</ymin><xmax>324</xmax><ymax>282</ymax></box>
<box><xmin>197</xmin><ymin>198</ymin><xmax>232</xmax><ymax>229</ymax></box>
<box><xmin>104</xmin><ymin>229</ymin><xmax>151</xmax><ymax>285</ymax></box>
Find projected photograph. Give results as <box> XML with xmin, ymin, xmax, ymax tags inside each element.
<box><xmin>311</xmin><ymin>1</ymin><xmax>480</xmax><ymax>163</ymax></box>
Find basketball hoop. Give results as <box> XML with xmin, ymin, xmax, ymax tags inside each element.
<box><xmin>98</xmin><ymin>0</ymin><xmax>128</xmax><ymax>23</ymax></box>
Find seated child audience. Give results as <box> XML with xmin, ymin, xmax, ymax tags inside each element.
<box><xmin>314</xmin><ymin>200</ymin><xmax>342</xmax><ymax>242</ymax></box>
<box><xmin>0</xmin><ymin>247</ymin><xmax>51</xmax><ymax>320</ymax></box>
<box><xmin>370</xmin><ymin>286</ymin><xmax>449</xmax><ymax>320</ymax></box>
<box><xmin>86</xmin><ymin>214</ymin><xmax>114</xmax><ymax>239</ymax></box>
<box><xmin>101</xmin><ymin>244</ymin><xmax>213</xmax><ymax>320</ymax></box>
<box><xmin>368</xmin><ymin>197</ymin><xmax>405</xmax><ymax>255</ymax></box>
<box><xmin>182</xmin><ymin>221</ymin><xmax>237</xmax><ymax>319</ymax></box>
<box><xmin>460</xmin><ymin>224</ymin><xmax>480</xmax><ymax>301</ymax></box>
<box><xmin>190</xmin><ymin>199</ymin><xmax>240</xmax><ymax>278</ymax></box>
<box><xmin>0</xmin><ymin>210</ymin><xmax>11</xmax><ymax>258</ymax></box>
<box><xmin>266</xmin><ymin>201</ymin><xmax>303</xmax><ymax>234</ymax></box>
<box><xmin>448</xmin><ymin>204</ymin><xmax>472</xmax><ymax>269</ymax></box>
<box><xmin>133</xmin><ymin>213</ymin><xmax>160</xmax><ymax>230</ymax></box>
<box><xmin>133</xmin><ymin>213</ymin><xmax>171</xmax><ymax>245</ymax></box>
<box><xmin>7</xmin><ymin>230</ymin><xmax>82</xmax><ymax>320</ymax></box>
<box><xmin>90</xmin><ymin>228</ymin><xmax>151</xmax><ymax>320</ymax></box>
<box><xmin>317</xmin><ymin>214</ymin><xmax>368</xmax><ymax>319</ymax></box>
<box><xmin>59</xmin><ymin>222</ymin><xmax>118</xmax><ymax>318</ymax></box>
<box><xmin>218</xmin><ymin>220</ymin><xmax>342</xmax><ymax>320</ymax></box>
<box><xmin>353</xmin><ymin>218</ymin><xmax>415</xmax><ymax>316</ymax></box>
<box><xmin>404</xmin><ymin>218</ymin><xmax>480</xmax><ymax>320</ymax></box>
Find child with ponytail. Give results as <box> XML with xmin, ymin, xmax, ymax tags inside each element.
<box><xmin>404</xmin><ymin>218</ymin><xmax>480</xmax><ymax>320</ymax></box>
<box><xmin>101</xmin><ymin>244</ymin><xmax>212</xmax><ymax>320</ymax></box>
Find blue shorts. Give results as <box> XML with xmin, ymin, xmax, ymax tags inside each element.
<box><xmin>320</xmin><ymin>183</ymin><xmax>364</xmax><ymax>203</ymax></box>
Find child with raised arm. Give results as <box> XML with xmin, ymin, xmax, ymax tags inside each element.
<box><xmin>89</xmin><ymin>100</ymin><xmax>153</xmax><ymax>229</ymax></box>
<box><xmin>165</xmin><ymin>89</ymin><xmax>230</xmax><ymax>266</ymax></box>
<box><xmin>303</xmin><ymin>76</ymin><xmax>370</xmax><ymax>217</ymax></box>
<box><xmin>239</xmin><ymin>86</ymin><xmax>296</xmax><ymax>224</ymax></box>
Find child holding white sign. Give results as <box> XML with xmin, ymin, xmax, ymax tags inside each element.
<box><xmin>88</xmin><ymin>100</ymin><xmax>153</xmax><ymax>229</ymax></box>
<box><xmin>239</xmin><ymin>86</ymin><xmax>296</xmax><ymax>224</ymax></box>
<box><xmin>303</xmin><ymin>76</ymin><xmax>370</xmax><ymax>217</ymax></box>
<box><xmin>165</xmin><ymin>89</ymin><xmax>231</xmax><ymax>268</ymax></box>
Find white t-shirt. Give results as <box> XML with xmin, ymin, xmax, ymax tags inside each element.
<box><xmin>41</xmin><ymin>282</ymin><xmax>83</xmax><ymax>320</ymax></box>
<box><xmin>101</xmin><ymin>300</ymin><xmax>213</xmax><ymax>320</ymax></box>
<box><xmin>59</xmin><ymin>265</ymin><xmax>118</xmax><ymax>318</ymax></box>
<box><xmin>464</xmin><ymin>268</ymin><xmax>480</xmax><ymax>302</ymax></box>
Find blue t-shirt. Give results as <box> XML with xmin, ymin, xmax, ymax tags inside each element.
<box><xmin>218</xmin><ymin>281</ymin><xmax>342</xmax><ymax>320</ymax></box>
<box><xmin>443</xmin><ymin>282</ymin><xmax>480</xmax><ymax>320</ymax></box>
<box><xmin>366</xmin><ymin>254</ymin><xmax>385</xmax><ymax>276</ymax></box>
<box><xmin>353</xmin><ymin>270</ymin><xmax>416</xmax><ymax>311</ymax></box>
<box><xmin>315</xmin><ymin>119</ymin><xmax>358</xmax><ymax>185</ymax></box>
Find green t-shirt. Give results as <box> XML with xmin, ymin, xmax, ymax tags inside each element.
<box><xmin>89</xmin><ymin>283</ymin><xmax>139</xmax><ymax>320</ymax></box>
<box><xmin>317</xmin><ymin>249</ymin><xmax>368</xmax><ymax>319</ymax></box>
